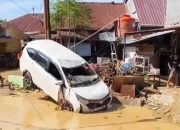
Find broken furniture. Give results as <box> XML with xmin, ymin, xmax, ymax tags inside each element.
<box><xmin>112</xmin><ymin>76</ymin><xmax>144</xmax><ymax>97</ymax></box>
<box><xmin>134</xmin><ymin>56</ymin><xmax>149</xmax><ymax>73</ymax></box>
<box><xmin>146</xmin><ymin>74</ymin><xmax>161</xmax><ymax>86</ymax></box>
<box><xmin>146</xmin><ymin>65</ymin><xmax>161</xmax><ymax>86</ymax></box>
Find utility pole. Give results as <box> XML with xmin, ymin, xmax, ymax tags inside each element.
<box><xmin>44</xmin><ymin>0</ymin><xmax>51</xmax><ymax>39</ymax></box>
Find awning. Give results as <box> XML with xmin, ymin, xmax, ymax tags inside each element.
<box><xmin>121</xmin><ymin>30</ymin><xmax>175</xmax><ymax>44</ymax></box>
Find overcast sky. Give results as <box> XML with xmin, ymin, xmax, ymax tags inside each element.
<box><xmin>0</xmin><ymin>0</ymin><xmax>123</xmax><ymax>21</ymax></box>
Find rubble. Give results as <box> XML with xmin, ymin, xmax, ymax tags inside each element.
<box><xmin>0</xmin><ymin>75</ymin><xmax>5</xmax><ymax>87</ymax></box>
<box><xmin>173</xmin><ymin>114</ymin><xmax>180</xmax><ymax>124</ymax></box>
<box><xmin>96</xmin><ymin>63</ymin><xmax>115</xmax><ymax>86</ymax></box>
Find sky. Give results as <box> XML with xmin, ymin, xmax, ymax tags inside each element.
<box><xmin>0</xmin><ymin>0</ymin><xmax>123</xmax><ymax>21</ymax></box>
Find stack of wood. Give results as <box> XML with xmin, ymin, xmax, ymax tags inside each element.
<box><xmin>96</xmin><ymin>63</ymin><xmax>115</xmax><ymax>87</ymax></box>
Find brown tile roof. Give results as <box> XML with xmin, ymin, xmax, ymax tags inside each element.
<box><xmin>8</xmin><ymin>14</ymin><xmax>44</xmax><ymax>34</ymax></box>
<box><xmin>133</xmin><ymin>0</ymin><xmax>166</xmax><ymax>26</ymax></box>
<box><xmin>81</xmin><ymin>2</ymin><xmax>126</xmax><ymax>30</ymax></box>
<box><xmin>8</xmin><ymin>2</ymin><xmax>126</xmax><ymax>33</ymax></box>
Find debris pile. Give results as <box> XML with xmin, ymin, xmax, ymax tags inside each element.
<box><xmin>96</xmin><ymin>63</ymin><xmax>115</xmax><ymax>86</ymax></box>
<box><xmin>0</xmin><ymin>52</ymin><xmax>19</xmax><ymax>69</ymax></box>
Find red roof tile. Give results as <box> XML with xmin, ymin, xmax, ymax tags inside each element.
<box><xmin>8</xmin><ymin>14</ymin><xmax>44</xmax><ymax>34</ymax></box>
<box><xmin>82</xmin><ymin>2</ymin><xmax>126</xmax><ymax>30</ymax></box>
<box><xmin>8</xmin><ymin>3</ymin><xmax>126</xmax><ymax>33</ymax></box>
<box><xmin>133</xmin><ymin>0</ymin><xmax>166</xmax><ymax>26</ymax></box>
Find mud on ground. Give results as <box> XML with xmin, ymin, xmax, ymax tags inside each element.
<box><xmin>0</xmin><ymin>69</ymin><xmax>180</xmax><ymax>130</ymax></box>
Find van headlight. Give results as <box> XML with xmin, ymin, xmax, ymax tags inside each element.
<box><xmin>76</xmin><ymin>94</ymin><xmax>89</xmax><ymax>104</ymax></box>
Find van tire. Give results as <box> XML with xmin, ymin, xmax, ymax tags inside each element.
<box><xmin>24</xmin><ymin>71</ymin><xmax>34</xmax><ymax>89</ymax></box>
<box><xmin>64</xmin><ymin>100</ymin><xmax>74</xmax><ymax>112</ymax></box>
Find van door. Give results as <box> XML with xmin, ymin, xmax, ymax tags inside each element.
<box><xmin>33</xmin><ymin>52</ymin><xmax>48</xmax><ymax>90</ymax></box>
<box><xmin>45</xmin><ymin>62</ymin><xmax>63</xmax><ymax>101</ymax></box>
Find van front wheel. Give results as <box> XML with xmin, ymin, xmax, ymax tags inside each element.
<box><xmin>64</xmin><ymin>101</ymin><xmax>74</xmax><ymax>111</ymax></box>
<box><xmin>24</xmin><ymin>71</ymin><xmax>34</xmax><ymax>88</ymax></box>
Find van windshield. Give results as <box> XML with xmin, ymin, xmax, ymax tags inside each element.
<box><xmin>62</xmin><ymin>63</ymin><xmax>100</xmax><ymax>87</ymax></box>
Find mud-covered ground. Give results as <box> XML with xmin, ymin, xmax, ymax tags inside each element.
<box><xmin>0</xmin><ymin>69</ymin><xmax>180</xmax><ymax>130</ymax></box>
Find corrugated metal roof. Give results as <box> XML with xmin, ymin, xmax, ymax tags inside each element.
<box><xmin>133</xmin><ymin>0</ymin><xmax>167</xmax><ymax>26</ymax></box>
<box><xmin>121</xmin><ymin>30</ymin><xmax>175</xmax><ymax>44</ymax></box>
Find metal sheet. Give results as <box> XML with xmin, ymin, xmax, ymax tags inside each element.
<box><xmin>121</xmin><ymin>30</ymin><xmax>175</xmax><ymax>44</ymax></box>
<box><xmin>134</xmin><ymin>0</ymin><xmax>166</xmax><ymax>26</ymax></box>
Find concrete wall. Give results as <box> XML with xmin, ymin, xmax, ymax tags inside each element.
<box><xmin>125</xmin><ymin>46</ymin><xmax>136</xmax><ymax>58</ymax></box>
<box><xmin>166</xmin><ymin>0</ymin><xmax>180</xmax><ymax>26</ymax></box>
<box><xmin>126</xmin><ymin>0</ymin><xmax>138</xmax><ymax>20</ymax></box>
<box><xmin>5</xmin><ymin>26</ymin><xmax>26</xmax><ymax>52</ymax></box>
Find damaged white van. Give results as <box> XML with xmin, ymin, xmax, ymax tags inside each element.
<box><xmin>20</xmin><ymin>39</ymin><xmax>112</xmax><ymax>112</ymax></box>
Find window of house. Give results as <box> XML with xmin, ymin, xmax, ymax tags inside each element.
<box><xmin>48</xmin><ymin>62</ymin><xmax>62</xmax><ymax>80</ymax></box>
<box><xmin>27</xmin><ymin>48</ymin><xmax>36</xmax><ymax>59</ymax></box>
<box><xmin>35</xmin><ymin>52</ymin><xmax>48</xmax><ymax>69</ymax></box>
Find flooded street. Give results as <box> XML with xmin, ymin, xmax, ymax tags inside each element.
<box><xmin>0</xmin><ymin>91</ymin><xmax>179</xmax><ymax>130</ymax></box>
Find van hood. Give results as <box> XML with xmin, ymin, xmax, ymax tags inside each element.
<box><xmin>71</xmin><ymin>80</ymin><xmax>109</xmax><ymax>100</ymax></box>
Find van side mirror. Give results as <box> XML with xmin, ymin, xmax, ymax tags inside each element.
<box><xmin>55</xmin><ymin>80</ymin><xmax>64</xmax><ymax>86</ymax></box>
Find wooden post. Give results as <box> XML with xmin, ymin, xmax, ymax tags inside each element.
<box><xmin>44</xmin><ymin>0</ymin><xmax>51</xmax><ymax>39</ymax></box>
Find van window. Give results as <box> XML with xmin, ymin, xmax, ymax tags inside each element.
<box><xmin>27</xmin><ymin>48</ymin><xmax>36</xmax><ymax>59</ymax></box>
<box><xmin>35</xmin><ymin>53</ymin><xmax>48</xmax><ymax>69</ymax></box>
<box><xmin>48</xmin><ymin>62</ymin><xmax>62</xmax><ymax>80</ymax></box>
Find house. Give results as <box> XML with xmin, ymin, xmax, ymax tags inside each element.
<box><xmin>121</xmin><ymin>0</ymin><xmax>180</xmax><ymax>86</ymax></box>
<box><xmin>5</xmin><ymin>13</ymin><xmax>45</xmax><ymax>52</ymax></box>
<box><xmin>0</xmin><ymin>24</ymin><xmax>15</xmax><ymax>54</ymax></box>
<box><xmin>7</xmin><ymin>13</ymin><xmax>44</xmax><ymax>38</ymax></box>
<box><xmin>124</xmin><ymin>0</ymin><xmax>166</xmax><ymax>30</ymax></box>
<box><xmin>6</xmin><ymin>3</ymin><xmax>126</xmax><ymax>61</ymax></box>
<box><xmin>52</xmin><ymin>2</ymin><xmax>127</xmax><ymax>61</ymax></box>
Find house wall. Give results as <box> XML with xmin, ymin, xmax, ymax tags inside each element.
<box><xmin>125</xmin><ymin>46</ymin><xmax>136</xmax><ymax>58</ymax></box>
<box><xmin>0</xmin><ymin>42</ymin><xmax>6</xmax><ymax>54</ymax></box>
<box><xmin>70</xmin><ymin>42</ymin><xmax>92</xmax><ymax>61</ymax></box>
<box><xmin>5</xmin><ymin>26</ymin><xmax>26</xmax><ymax>52</ymax></box>
<box><xmin>166</xmin><ymin>0</ymin><xmax>180</xmax><ymax>26</ymax></box>
<box><xmin>73</xmin><ymin>42</ymin><xmax>91</xmax><ymax>57</ymax></box>
<box><xmin>126</xmin><ymin>0</ymin><xmax>138</xmax><ymax>20</ymax></box>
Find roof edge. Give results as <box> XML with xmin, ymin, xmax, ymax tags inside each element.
<box><xmin>79</xmin><ymin>2</ymin><xmax>124</xmax><ymax>4</ymax></box>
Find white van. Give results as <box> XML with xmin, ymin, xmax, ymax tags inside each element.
<box><xmin>20</xmin><ymin>39</ymin><xmax>112</xmax><ymax>112</ymax></box>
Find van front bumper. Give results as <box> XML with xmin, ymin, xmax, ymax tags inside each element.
<box><xmin>79</xmin><ymin>95</ymin><xmax>112</xmax><ymax>113</ymax></box>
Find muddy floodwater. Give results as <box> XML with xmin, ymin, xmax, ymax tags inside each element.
<box><xmin>0</xmin><ymin>91</ymin><xmax>179</xmax><ymax>130</ymax></box>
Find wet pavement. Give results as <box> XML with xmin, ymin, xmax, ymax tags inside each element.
<box><xmin>0</xmin><ymin>91</ymin><xmax>180</xmax><ymax>130</ymax></box>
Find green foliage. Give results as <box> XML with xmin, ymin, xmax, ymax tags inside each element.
<box><xmin>0</xmin><ymin>18</ymin><xmax>6</xmax><ymax>24</ymax></box>
<box><xmin>50</xmin><ymin>0</ymin><xmax>92</xmax><ymax>29</ymax></box>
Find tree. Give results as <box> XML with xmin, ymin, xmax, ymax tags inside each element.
<box><xmin>51</xmin><ymin>0</ymin><xmax>92</xmax><ymax>28</ymax></box>
<box><xmin>50</xmin><ymin>0</ymin><xmax>92</xmax><ymax>45</ymax></box>
<box><xmin>0</xmin><ymin>18</ymin><xmax>6</xmax><ymax>24</ymax></box>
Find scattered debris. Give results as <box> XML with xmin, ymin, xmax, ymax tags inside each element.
<box><xmin>8</xmin><ymin>75</ymin><xmax>26</xmax><ymax>88</ymax></box>
<box><xmin>96</xmin><ymin>63</ymin><xmax>115</xmax><ymax>86</ymax></box>
<box><xmin>0</xmin><ymin>75</ymin><xmax>5</xmax><ymax>87</ymax></box>
<box><xmin>173</xmin><ymin>114</ymin><xmax>180</xmax><ymax>124</ymax></box>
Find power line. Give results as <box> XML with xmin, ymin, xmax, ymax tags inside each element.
<box><xmin>8</xmin><ymin>0</ymin><xmax>44</xmax><ymax>26</ymax></box>
<box><xmin>9</xmin><ymin>0</ymin><xmax>30</xmax><ymax>14</ymax></box>
<box><xmin>70</xmin><ymin>16</ymin><xmax>119</xmax><ymax>49</ymax></box>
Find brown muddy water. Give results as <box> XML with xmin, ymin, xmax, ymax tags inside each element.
<box><xmin>0</xmin><ymin>91</ymin><xmax>180</xmax><ymax>130</ymax></box>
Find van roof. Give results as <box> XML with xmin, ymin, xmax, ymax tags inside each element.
<box><xmin>26</xmin><ymin>39</ymin><xmax>85</xmax><ymax>68</ymax></box>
